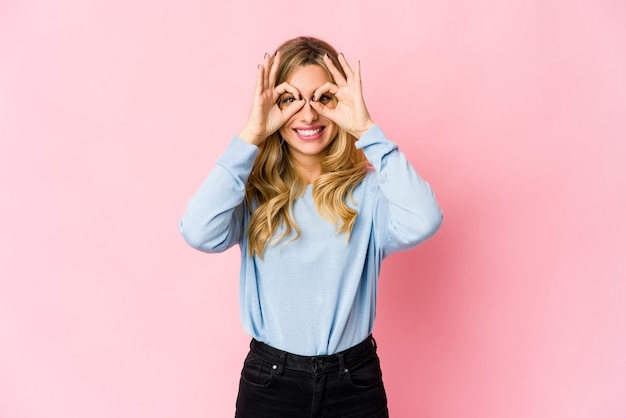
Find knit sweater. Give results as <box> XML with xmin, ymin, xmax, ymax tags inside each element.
<box><xmin>179</xmin><ymin>125</ymin><xmax>442</xmax><ymax>355</ymax></box>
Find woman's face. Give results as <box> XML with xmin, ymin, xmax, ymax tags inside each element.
<box><xmin>278</xmin><ymin>64</ymin><xmax>338</xmax><ymax>166</ymax></box>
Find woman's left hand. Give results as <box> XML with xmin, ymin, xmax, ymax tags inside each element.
<box><xmin>310</xmin><ymin>54</ymin><xmax>375</xmax><ymax>139</ymax></box>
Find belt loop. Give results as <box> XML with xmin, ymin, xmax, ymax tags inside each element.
<box><xmin>336</xmin><ymin>353</ymin><xmax>346</xmax><ymax>377</ymax></box>
<box><xmin>275</xmin><ymin>352</ymin><xmax>286</xmax><ymax>375</ymax></box>
<box><xmin>370</xmin><ymin>335</ymin><xmax>377</xmax><ymax>350</ymax></box>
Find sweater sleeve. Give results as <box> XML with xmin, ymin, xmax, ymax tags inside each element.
<box><xmin>179</xmin><ymin>136</ymin><xmax>259</xmax><ymax>253</ymax></box>
<box><xmin>355</xmin><ymin>125</ymin><xmax>443</xmax><ymax>258</ymax></box>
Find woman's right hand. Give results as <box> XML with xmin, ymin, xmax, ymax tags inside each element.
<box><xmin>238</xmin><ymin>51</ymin><xmax>305</xmax><ymax>146</ymax></box>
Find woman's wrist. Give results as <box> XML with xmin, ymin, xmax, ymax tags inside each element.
<box><xmin>351</xmin><ymin>120</ymin><xmax>375</xmax><ymax>139</ymax></box>
<box><xmin>238</xmin><ymin>128</ymin><xmax>263</xmax><ymax>146</ymax></box>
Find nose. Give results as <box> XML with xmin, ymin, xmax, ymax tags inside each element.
<box><xmin>298</xmin><ymin>99</ymin><xmax>318</xmax><ymax>123</ymax></box>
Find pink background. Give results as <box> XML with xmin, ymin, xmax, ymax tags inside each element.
<box><xmin>1</xmin><ymin>0</ymin><xmax>625</xmax><ymax>417</ymax></box>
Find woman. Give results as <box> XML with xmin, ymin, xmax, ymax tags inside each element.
<box><xmin>179</xmin><ymin>36</ymin><xmax>442</xmax><ymax>417</ymax></box>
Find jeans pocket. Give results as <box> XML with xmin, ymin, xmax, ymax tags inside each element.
<box><xmin>240</xmin><ymin>352</ymin><xmax>275</xmax><ymax>388</ymax></box>
<box><xmin>344</xmin><ymin>355</ymin><xmax>383</xmax><ymax>390</ymax></box>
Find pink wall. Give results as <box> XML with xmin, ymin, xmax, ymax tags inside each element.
<box><xmin>1</xmin><ymin>0</ymin><xmax>625</xmax><ymax>417</ymax></box>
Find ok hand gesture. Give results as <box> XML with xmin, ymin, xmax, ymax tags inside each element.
<box><xmin>239</xmin><ymin>52</ymin><xmax>305</xmax><ymax>145</ymax></box>
<box><xmin>310</xmin><ymin>54</ymin><xmax>375</xmax><ymax>139</ymax></box>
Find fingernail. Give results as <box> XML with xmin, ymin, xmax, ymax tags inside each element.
<box><xmin>311</xmin><ymin>95</ymin><xmax>316</xmax><ymax>101</ymax></box>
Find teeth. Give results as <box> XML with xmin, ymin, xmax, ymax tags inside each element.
<box><xmin>296</xmin><ymin>128</ymin><xmax>322</xmax><ymax>137</ymax></box>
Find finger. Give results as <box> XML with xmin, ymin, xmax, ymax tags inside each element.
<box><xmin>268</xmin><ymin>51</ymin><xmax>280</xmax><ymax>89</ymax></box>
<box><xmin>309</xmin><ymin>100</ymin><xmax>333</xmax><ymax>119</ymax></box>
<box><xmin>337</xmin><ymin>53</ymin><xmax>355</xmax><ymax>80</ymax></box>
<box><xmin>354</xmin><ymin>60</ymin><xmax>363</xmax><ymax>86</ymax></box>
<box><xmin>312</xmin><ymin>82</ymin><xmax>339</xmax><ymax>102</ymax></box>
<box><xmin>275</xmin><ymin>82</ymin><xmax>302</xmax><ymax>100</ymax></box>
<box><xmin>281</xmin><ymin>98</ymin><xmax>305</xmax><ymax>119</ymax></box>
<box><xmin>323</xmin><ymin>54</ymin><xmax>347</xmax><ymax>86</ymax></box>
<box><xmin>262</xmin><ymin>53</ymin><xmax>271</xmax><ymax>90</ymax></box>
<box><xmin>255</xmin><ymin>64</ymin><xmax>264</xmax><ymax>97</ymax></box>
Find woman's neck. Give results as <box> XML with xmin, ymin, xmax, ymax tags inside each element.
<box><xmin>290</xmin><ymin>152</ymin><xmax>325</xmax><ymax>184</ymax></box>
<box><xmin>297</xmin><ymin>164</ymin><xmax>322</xmax><ymax>184</ymax></box>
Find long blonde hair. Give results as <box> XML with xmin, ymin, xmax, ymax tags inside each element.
<box><xmin>245</xmin><ymin>37</ymin><xmax>368</xmax><ymax>258</ymax></box>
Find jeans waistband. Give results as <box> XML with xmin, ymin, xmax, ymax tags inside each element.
<box><xmin>249</xmin><ymin>335</ymin><xmax>378</xmax><ymax>375</ymax></box>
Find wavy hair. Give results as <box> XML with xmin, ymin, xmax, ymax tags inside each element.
<box><xmin>245</xmin><ymin>36</ymin><xmax>369</xmax><ymax>258</ymax></box>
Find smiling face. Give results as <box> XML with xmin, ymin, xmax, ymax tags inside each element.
<box><xmin>278</xmin><ymin>65</ymin><xmax>338</xmax><ymax>170</ymax></box>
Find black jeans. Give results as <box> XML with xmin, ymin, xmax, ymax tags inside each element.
<box><xmin>235</xmin><ymin>335</ymin><xmax>389</xmax><ymax>418</ymax></box>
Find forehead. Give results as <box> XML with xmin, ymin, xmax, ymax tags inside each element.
<box><xmin>286</xmin><ymin>65</ymin><xmax>330</xmax><ymax>92</ymax></box>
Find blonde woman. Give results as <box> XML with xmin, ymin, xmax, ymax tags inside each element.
<box><xmin>179</xmin><ymin>36</ymin><xmax>442</xmax><ymax>417</ymax></box>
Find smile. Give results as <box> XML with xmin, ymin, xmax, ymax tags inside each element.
<box><xmin>294</xmin><ymin>126</ymin><xmax>325</xmax><ymax>140</ymax></box>
<box><xmin>296</xmin><ymin>127</ymin><xmax>323</xmax><ymax>136</ymax></box>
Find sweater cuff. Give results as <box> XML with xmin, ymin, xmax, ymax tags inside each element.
<box><xmin>215</xmin><ymin>136</ymin><xmax>259</xmax><ymax>183</ymax></box>
<box><xmin>354</xmin><ymin>124</ymin><xmax>399</xmax><ymax>168</ymax></box>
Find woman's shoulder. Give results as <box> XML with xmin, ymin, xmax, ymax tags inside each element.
<box><xmin>356</xmin><ymin>167</ymin><xmax>380</xmax><ymax>193</ymax></box>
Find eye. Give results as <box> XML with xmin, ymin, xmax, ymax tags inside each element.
<box><xmin>278</xmin><ymin>95</ymin><xmax>296</xmax><ymax>110</ymax></box>
<box><xmin>318</xmin><ymin>94</ymin><xmax>333</xmax><ymax>105</ymax></box>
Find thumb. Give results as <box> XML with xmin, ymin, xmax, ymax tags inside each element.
<box><xmin>282</xmin><ymin>98</ymin><xmax>306</xmax><ymax>119</ymax></box>
<box><xmin>310</xmin><ymin>101</ymin><xmax>333</xmax><ymax>120</ymax></box>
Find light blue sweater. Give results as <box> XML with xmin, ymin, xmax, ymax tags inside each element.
<box><xmin>179</xmin><ymin>125</ymin><xmax>442</xmax><ymax>356</ymax></box>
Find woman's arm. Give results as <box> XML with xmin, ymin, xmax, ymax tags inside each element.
<box><xmin>357</xmin><ymin>125</ymin><xmax>443</xmax><ymax>257</ymax></box>
<box><xmin>311</xmin><ymin>55</ymin><xmax>442</xmax><ymax>256</ymax></box>
<box><xmin>179</xmin><ymin>137</ymin><xmax>258</xmax><ymax>252</ymax></box>
<box><xmin>180</xmin><ymin>51</ymin><xmax>305</xmax><ymax>252</ymax></box>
